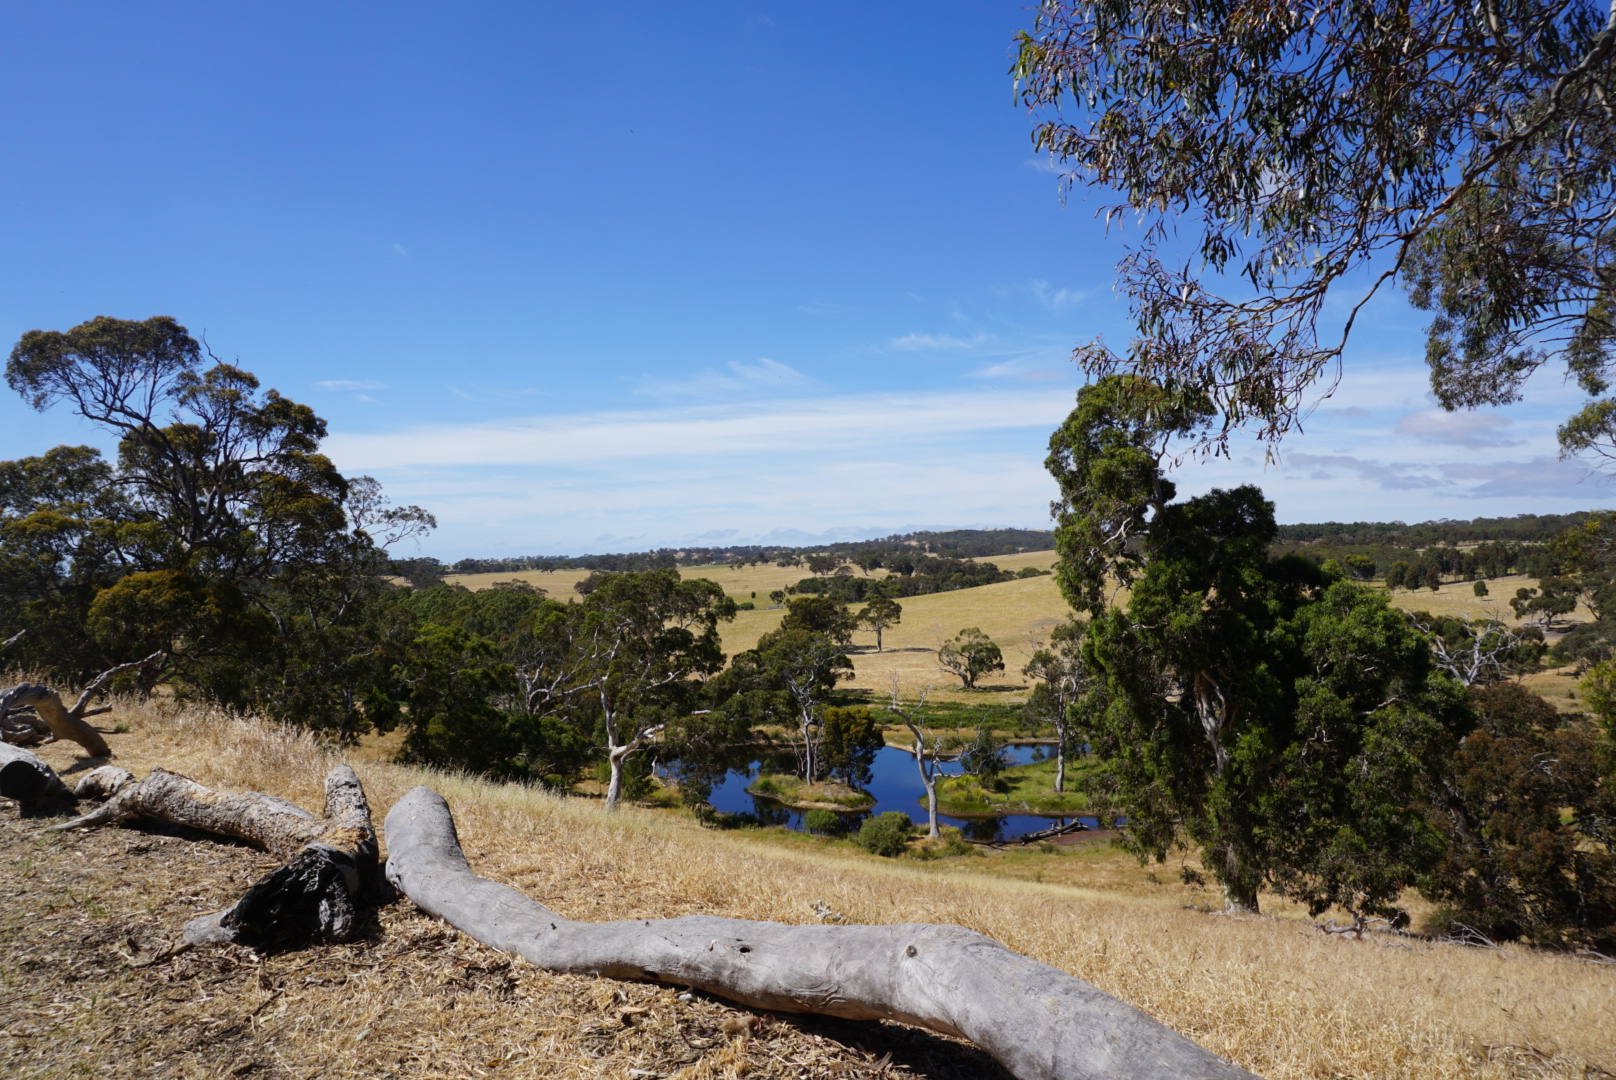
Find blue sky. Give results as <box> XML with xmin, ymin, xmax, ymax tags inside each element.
<box><xmin>0</xmin><ymin>2</ymin><xmax>1605</xmax><ymax>557</ymax></box>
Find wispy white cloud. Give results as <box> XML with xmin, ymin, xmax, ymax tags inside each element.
<box><xmin>1394</xmin><ymin>409</ymin><xmax>1523</xmax><ymax>448</ymax></box>
<box><xmin>390</xmin><ymin>243</ymin><xmax>409</xmax><ymax>257</ymax></box>
<box><xmin>888</xmin><ymin>332</ymin><xmax>990</xmax><ymax>352</ymax></box>
<box><xmin>1028</xmin><ymin>279</ymin><xmax>1092</xmax><ymax>311</ymax></box>
<box><xmin>324</xmin><ymin>388</ymin><xmax>1074</xmax><ymax>471</ymax></box>
<box><xmin>634</xmin><ymin>357</ymin><xmax>812</xmax><ymax>397</ymax></box>
<box><xmin>316</xmin><ymin>379</ymin><xmax>387</xmax><ymax>392</ymax></box>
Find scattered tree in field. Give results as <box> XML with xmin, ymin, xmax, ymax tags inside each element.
<box><xmin>1016</xmin><ymin>1</ymin><xmax>1616</xmax><ymax>462</ymax></box>
<box><xmin>1510</xmin><ymin>579</ymin><xmax>1579</xmax><ymax>628</ymax></box>
<box><xmin>805</xmin><ymin>553</ymin><xmax>840</xmax><ymax>576</ymax></box>
<box><xmin>854</xmin><ymin>548</ymin><xmax>884</xmax><ymax>575</ymax></box>
<box><xmin>1049</xmin><ymin>376</ymin><xmax>1471</xmax><ymax>915</ymax></box>
<box><xmin>1386</xmin><ymin>561</ymin><xmax>1411</xmax><ymax>591</ymax></box>
<box><xmin>565</xmin><ymin>571</ymin><xmax>734</xmax><ymax>810</ymax></box>
<box><xmin>856</xmin><ymin>596</ymin><xmax>902</xmax><ymax>652</ymax></box>
<box><xmin>779</xmin><ymin>596</ymin><xmax>858</xmax><ymax>646</ymax></box>
<box><xmin>937</xmin><ymin>628</ymin><xmax>1004</xmax><ymax>689</ymax></box>
<box><xmin>1474</xmin><ymin>579</ymin><xmax>1490</xmax><ymax>597</ymax></box>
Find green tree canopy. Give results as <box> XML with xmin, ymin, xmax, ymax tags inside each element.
<box><xmin>936</xmin><ymin>628</ymin><xmax>1005</xmax><ymax>690</ymax></box>
<box><xmin>1051</xmin><ymin>380</ymin><xmax>1471</xmax><ymax>915</ymax></box>
<box><xmin>1016</xmin><ymin>2</ymin><xmax>1616</xmax><ymax>460</ymax></box>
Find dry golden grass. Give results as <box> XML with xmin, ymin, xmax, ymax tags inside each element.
<box><xmin>450</xmin><ymin>552</ymin><xmax>1069</xmax><ymax>705</ymax></box>
<box><xmin>4</xmin><ymin>698</ymin><xmax>1613</xmax><ymax>1080</ymax></box>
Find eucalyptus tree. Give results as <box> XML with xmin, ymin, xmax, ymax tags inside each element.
<box><xmin>714</xmin><ymin>628</ymin><xmax>853</xmax><ymax>783</ymax></box>
<box><xmin>936</xmin><ymin>628</ymin><xmax>1005</xmax><ymax>689</ymax></box>
<box><xmin>1016</xmin><ymin>1</ymin><xmax>1616</xmax><ymax>460</ymax></box>
<box><xmin>856</xmin><ymin>596</ymin><xmax>903</xmax><ymax>652</ymax></box>
<box><xmin>560</xmin><ymin>569</ymin><xmax>734</xmax><ymax>810</ymax></box>
<box><xmin>884</xmin><ymin>680</ymin><xmax>947</xmax><ymax>839</ymax></box>
<box><xmin>1022</xmin><ymin>621</ymin><xmax>1098</xmax><ymax>793</ymax></box>
<box><xmin>3</xmin><ymin>316</ymin><xmax>434</xmax><ymax>734</ymax></box>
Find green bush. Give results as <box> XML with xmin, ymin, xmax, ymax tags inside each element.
<box><xmin>857</xmin><ymin>811</ymin><xmax>913</xmax><ymax>856</ymax></box>
<box><xmin>750</xmin><ymin>774</ymin><xmax>781</xmax><ymax>795</ymax></box>
<box><xmin>804</xmin><ymin>808</ymin><xmax>846</xmax><ymax>834</ymax></box>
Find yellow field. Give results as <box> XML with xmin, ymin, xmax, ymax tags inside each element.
<box><xmin>6</xmin><ymin>698</ymin><xmax>1611</xmax><ymax>1080</ymax></box>
<box><xmin>449</xmin><ymin>558</ymin><xmax>1595</xmax><ymax>707</ymax></box>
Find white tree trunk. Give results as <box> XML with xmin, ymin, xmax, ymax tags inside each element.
<box><xmin>1055</xmin><ymin>730</ymin><xmax>1066</xmax><ymax>795</ymax></box>
<box><xmin>385</xmin><ymin>786</ymin><xmax>1258</xmax><ymax>1080</ymax></box>
<box><xmin>605</xmin><ymin>745</ymin><xmax>627</xmax><ymax>811</ymax></box>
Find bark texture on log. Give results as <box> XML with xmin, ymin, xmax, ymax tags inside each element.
<box><xmin>0</xmin><ymin>743</ymin><xmax>76</xmax><ymax>814</ymax></box>
<box><xmin>385</xmin><ymin>786</ymin><xmax>1259</xmax><ymax>1080</ymax></box>
<box><xmin>55</xmin><ymin>764</ymin><xmax>377</xmax><ymax>950</ymax></box>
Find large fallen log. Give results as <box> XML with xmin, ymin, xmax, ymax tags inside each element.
<box><xmin>0</xmin><ymin>743</ymin><xmax>76</xmax><ymax>814</ymax></box>
<box><xmin>54</xmin><ymin>764</ymin><xmax>377</xmax><ymax>950</ymax></box>
<box><xmin>385</xmin><ymin>786</ymin><xmax>1258</xmax><ymax>1080</ymax></box>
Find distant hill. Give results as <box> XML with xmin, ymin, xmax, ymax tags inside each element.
<box><xmin>437</xmin><ymin>528</ymin><xmax>1055</xmax><ymax>577</ymax></box>
<box><xmin>420</xmin><ymin>513</ymin><xmax>1610</xmax><ymax>582</ymax></box>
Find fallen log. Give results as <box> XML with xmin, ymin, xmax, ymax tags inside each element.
<box><xmin>55</xmin><ymin>764</ymin><xmax>377</xmax><ymax>950</ymax></box>
<box><xmin>384</xmin><ymin>785</ymin><xmax>1258</xmax><ymax>1080</ymax></box>
<box><xmin>0</xmin><ymin>743</ymin><xmax>76</xmax><ymax>814</ymax></box>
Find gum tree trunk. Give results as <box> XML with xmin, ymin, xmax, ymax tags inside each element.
<box><xmin>384</xmin><ymin>786</ymin><xmax>1259</xmax><ymax>1080</ymax></box>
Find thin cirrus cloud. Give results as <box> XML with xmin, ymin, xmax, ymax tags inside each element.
<box><xmin>888</xmin><ymin>331</ymin><xmax>991</xmax><ymax>352</ymax></box>
<box><xmin>1028</xmin><ymin>279</ymin><xmax>1092</xmax><ymax>311</ymax></box>
<box><xmin>323</xmin><ymin>388</ymin><xmax>1075</xmax><ymax>472</ymax></box>
<box><xmin>315</xmin><ymin>379</ymin><xmax>387</xmax><ymax>392</ymax></box>
<box><xmin>632</xmin><ymin>357</ymin><xmax>813</xmax><ymax>396</ymax></box>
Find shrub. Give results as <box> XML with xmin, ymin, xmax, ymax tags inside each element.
<box><xmin>804</xmin><ymin>809</ymin><xmax>846</xmax><ymax>834</ymax></box>
<box><xmin>856</xmin><ymin>811</ymin><xmax>913</xmax><ymax>856</ymax></box>
<box><xmin>750</xmin><ymin>775</ymin><xmax>781</xmax><ymax>795</ymax></box>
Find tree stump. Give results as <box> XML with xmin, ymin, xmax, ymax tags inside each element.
<box><xmin>384</xmin><ymin>785</ymin><xmax>1259</xmax><ymax>1080</ymax></box>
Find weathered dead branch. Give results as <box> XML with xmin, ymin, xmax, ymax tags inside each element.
<box><xmin>55</xmin><ymin>763</ymin><xmax>376</xmax><ymax>950</ymax></box>
<box><xmin>0</xmin><ymin>652</ymin><xmax>163</xmax><ymax>756</ymax></box>
<box><xmin>384</xmin><ymin>785</ymin><xmax>1259</xmax><ymax>1080</ymax></box>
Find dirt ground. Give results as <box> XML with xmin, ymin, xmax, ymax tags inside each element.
<box><xmin>0</xmin><ymin>802</ymin><xmax>1011</xmax><ymax>1080</ymax></box>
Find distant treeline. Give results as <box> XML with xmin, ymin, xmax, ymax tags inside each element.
<box><xmin>430</xmin><ymin>515</ymin><xmax>1610</xmax><ymax>589</ymax></box>
<box><xmin>1274</xmin><ymin>512</ymin><xmax>1597</xmax><ymax>547</ymax></box>
<box><xmin>435</xmin><ymin>528</ymin><xmax>1055</xmax><ymax>578</ymax></box>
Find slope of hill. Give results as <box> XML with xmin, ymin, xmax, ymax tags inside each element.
<box><xmin>3</xmin><ymin>699</ymin><xmax>1608</xmax><ymax>1080</ymax></box>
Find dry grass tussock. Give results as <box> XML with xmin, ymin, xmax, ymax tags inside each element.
<box><xmin>4</xmin><ymin>697</ymin><xmax>1614</xmax><ymax>1080</ymax></box>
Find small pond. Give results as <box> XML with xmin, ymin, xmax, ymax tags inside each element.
<box><xmin>675</xmin><ymin>743</ymin><xmax>1103</xmax><ymax>843</ymax></box>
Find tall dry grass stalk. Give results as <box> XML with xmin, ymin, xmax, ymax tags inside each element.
<box><xmin>35</xmin><ymin>695</ymin><xmax>1616</xmax><ymax>1080</ymax></box>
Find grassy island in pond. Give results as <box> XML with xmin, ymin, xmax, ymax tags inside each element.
<box><xmin>932</xmin><ymin>756</ymin><xmax>1092</xmax><ymax>816</ymax></box>
<box><xmin>747</xmin><ymin>774</ymin><xmax>876</xmax><ymax>812</ymax></box>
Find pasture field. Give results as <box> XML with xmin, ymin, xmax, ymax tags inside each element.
<box><xmin>3</xmin><ymin>698</ymin><xmax>1611</xmax><ymax>1080</ymax></box>
<box><xmin>451</xmin><ymin>557</ymin><xmax>1594</xmax><ymax>707</ymax></box>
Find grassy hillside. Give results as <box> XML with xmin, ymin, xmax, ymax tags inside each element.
<box><xmin>3</xmin><ymin>699</ymin><xmax>1610</xmax><ymax>1079</ymax></box>
<box><xmin>450</xmin><ymin>557</ymin><xmax>1593</xmax><ymax>708</ymax></box>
